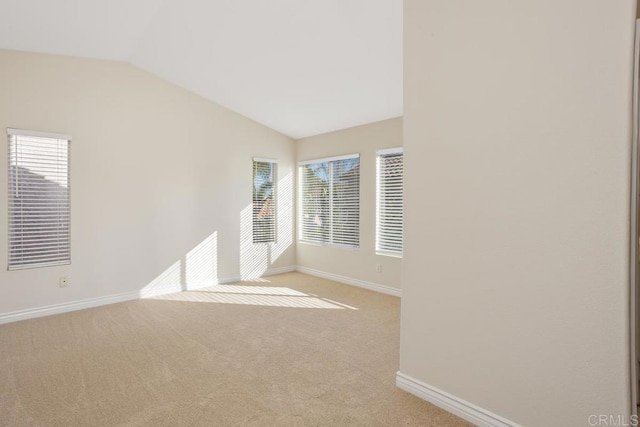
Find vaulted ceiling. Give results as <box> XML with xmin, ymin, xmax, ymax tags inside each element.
<box><xmin>0</xmin><ymin>0</ymin><xmax>402</xmax><ymax>139</ymax></box>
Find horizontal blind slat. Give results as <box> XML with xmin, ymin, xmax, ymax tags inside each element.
<box><xmin>8</xmin><ymin>133</ymin><xmax>70</xmax><ymax>270</ymax></box>
<box><xmin>299</xmin><ymin>156</ymin><xmax>359</xmax><ymax>247</ymax></box>
<box><xmin>376</xmin><ymin>151</ymin><xmax>403</xmax><ymax>256</ymax></box>
<box><xmin>252</xmin><ymin>160</ymin><xmax>277</xmax><ymax>244</ymax></box>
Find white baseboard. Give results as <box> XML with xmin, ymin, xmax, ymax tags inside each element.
<box><xmin>396</xmin><ymin>372</ymin><xmax>519</xmax><ymax>427</ymax></box>
<box><xmin>190</xmin><ymin>265</ymin><xmax>297</xmax><ymax>289</ymax></box>
<box><xmin>262</xmin><ymin>265</ymin><xmax>297</xmax><ymax>277</ymax></box>
<box><xmin>0</xmin><ymin>265</ymin><xmax>297</xmax><ymax>325</ymax></box>
<box><xmin>296</xmin><ymin>265</ymin><xmax>401</xmax><ymax>297</ymax></box>
<box><xmin>0</xmin><ymin>290</ymin><xmax>142</xmax><ymax>325</ymax></box>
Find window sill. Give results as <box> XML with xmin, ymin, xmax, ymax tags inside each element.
<box><xmin>298</xmin><ymin>239</ymin><xmax>360</xmax><ymax>251</ymax></box>
<box><xmin>376</xmin><ymin>250</ymin><xmax>402</xmax><ymax>259</ymax></box>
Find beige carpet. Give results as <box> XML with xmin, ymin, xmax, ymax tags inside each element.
<box><xmin>0</xmin><ymin>272</ymin><xmax>468</xmax><ymax>426</ymax></box>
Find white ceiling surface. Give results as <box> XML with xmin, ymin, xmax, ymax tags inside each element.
<box><xmin>0</xmin><ymin>0</ymin><xmax>402</xmax><ymax>139</ymax></box>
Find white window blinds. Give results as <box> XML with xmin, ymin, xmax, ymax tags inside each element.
<box><xmin>299</xmin><ymin>154</ymin><xmax>360</xmax><ymax>248</ymax></box>
<box><xmin>8</xmin><ymin>129</ymin><xmax>71</xmax><ymax>270</ymax></box>
<box><xmin>253</xmin><ymin>158</ymin><xmax>277</xmax><ymax>244</ymax></box>
<box><xmin>376</xmin><ymin>148</ymin><xmax>403</xmax><ymax>256</ymax></box>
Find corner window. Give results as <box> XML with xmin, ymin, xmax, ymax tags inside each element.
<box><xmin>299</xmin><ymin>154</ymin><xmax>360</xmax><ymax>248</ymax></box>
<box><xmin>376</xmin><ymin>148</ymin><xmax>403</xmax><ymax>256</ymax></box>
<box><xmin>8</xmin><ymin>128</ymin><xmax>71</xmax><ymax>270</ymax></box>
<box><xmin>253</xmin><ymin>158</ymin><xmax>277</xmax><ymax>243</ymax></box>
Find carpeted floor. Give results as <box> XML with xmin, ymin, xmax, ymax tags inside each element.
<box><xmin>0</xmin><ymin>272</ymin><xmax>468</xmax><ymax>426</ymax></box>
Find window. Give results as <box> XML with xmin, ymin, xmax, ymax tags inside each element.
<box><xmin>299</xmin><ymin>154</ymin><xmax>360</xmax><ymax>248</ymax></box>
<box><xmin>8</xmin><ymin>129</ymin><xmax>71</xmax><ymax>270</ymax></box>
<box><xmin>253</xmin><ymin>158</ymin><xmax>277</xmax><ymax>243</ymax></box>
<box><xmin>376</xmin><ymin>148</ymin><xmax>403</xmax><ymax>256</ymax></box>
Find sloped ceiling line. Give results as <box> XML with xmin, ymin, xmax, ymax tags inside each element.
<box><xmin>0</xmin><ymin>0</ymin><xmax>402</xmax><ymax>138</ymax></box>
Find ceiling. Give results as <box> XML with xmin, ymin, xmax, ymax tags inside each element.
<box><xmin>0</xmin><ymin>0</ymin><xmax>402</xmax><ymax>139</ymax></box>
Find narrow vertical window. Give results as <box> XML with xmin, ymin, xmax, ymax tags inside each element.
<box><xmin>8</xmin><ymin>129</ymin><xmax>71</xmax><ymax>270</ymax></box>
<box><xmin>299</xmin><ymin>154</ymin><xmax>360</xmax><ymax>248</ymax></box>
<box><xmin>376</xmin><ymin>148</ymin><xmax>403</xmax><ymax>256</ymax></box>
<box><xmin>252</xmin><ymin>158</ymin><xmax>277</xmax><ymax>243</ymax></box>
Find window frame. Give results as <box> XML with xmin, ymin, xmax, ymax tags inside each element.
<box><xmin>7</xmin><ymin>128</ymin><xmax>71</xmax><ymax>270</ymax></box>
<box><xmin>298</xmin><ymin>153</ymin><xmax>360</xmax><ymax>249</ymax></box>
<box><xmin>376</xmin><ymin>147</ymin><xmax>403</xmax><ymax>258</ymax></box>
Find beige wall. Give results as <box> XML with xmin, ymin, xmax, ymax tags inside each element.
<box><xmin>401</xmin><ymin>1</ymin><xmax>636</xmax><ymax>425</ymax></box>
<box><xmin>0</xmin><ymin>49</ymin><xmax>296</xmax><ymax>317</ymax></box>
<box><xmin>296</xmin><ymin>118</ymin><xmax>402</xmax><ymax>291</ymax></box>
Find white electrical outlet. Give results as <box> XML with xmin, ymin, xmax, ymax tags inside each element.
<box><xmin>59</xmin><ymin>276</ymin><xmax>70</xmax><ymax>288</ymax></box>
<box><xmin>375</xmin><ymin>264</ymin><xmax>382</xmax><ymax>273</ymax></box>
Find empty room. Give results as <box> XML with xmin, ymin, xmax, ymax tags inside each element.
<box><xmin>1</xmin><ymin>1</ymin><xmax>639</xmax><ymax>426</ymax></box>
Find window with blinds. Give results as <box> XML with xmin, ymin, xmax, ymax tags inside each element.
<box><xmin>8</xmin><ymin>129</ymin><xmax>71</xmax><ymax>270</ymax></box>
<box><xmin>253</xmin><ymin>158</ymin><xmax>277</xmax><ymax>244</ymax></box>
<box><xmin>376</xmin><ymin>148</ymin><xmax>403</xmax><ymax>256</ymax></box>
<box><xmin>299</xmin><ymin>154</ymin><xmax>360</xmax><ymax>248</ymax></box>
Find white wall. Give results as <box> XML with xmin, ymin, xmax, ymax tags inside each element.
<box><xmin>0</xmin><ymin>49</ymin><xmax>296</xmax><ymax>317</ymax></box>
<box><xmin>400</xmin><ymin>1</ymin><xmax>637</xmax><ymax>426</ymax></box>
<box><xmin>296</xmin><ymin>118</ymin><xmax>402</xmax><ymax>292</ymax></box>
